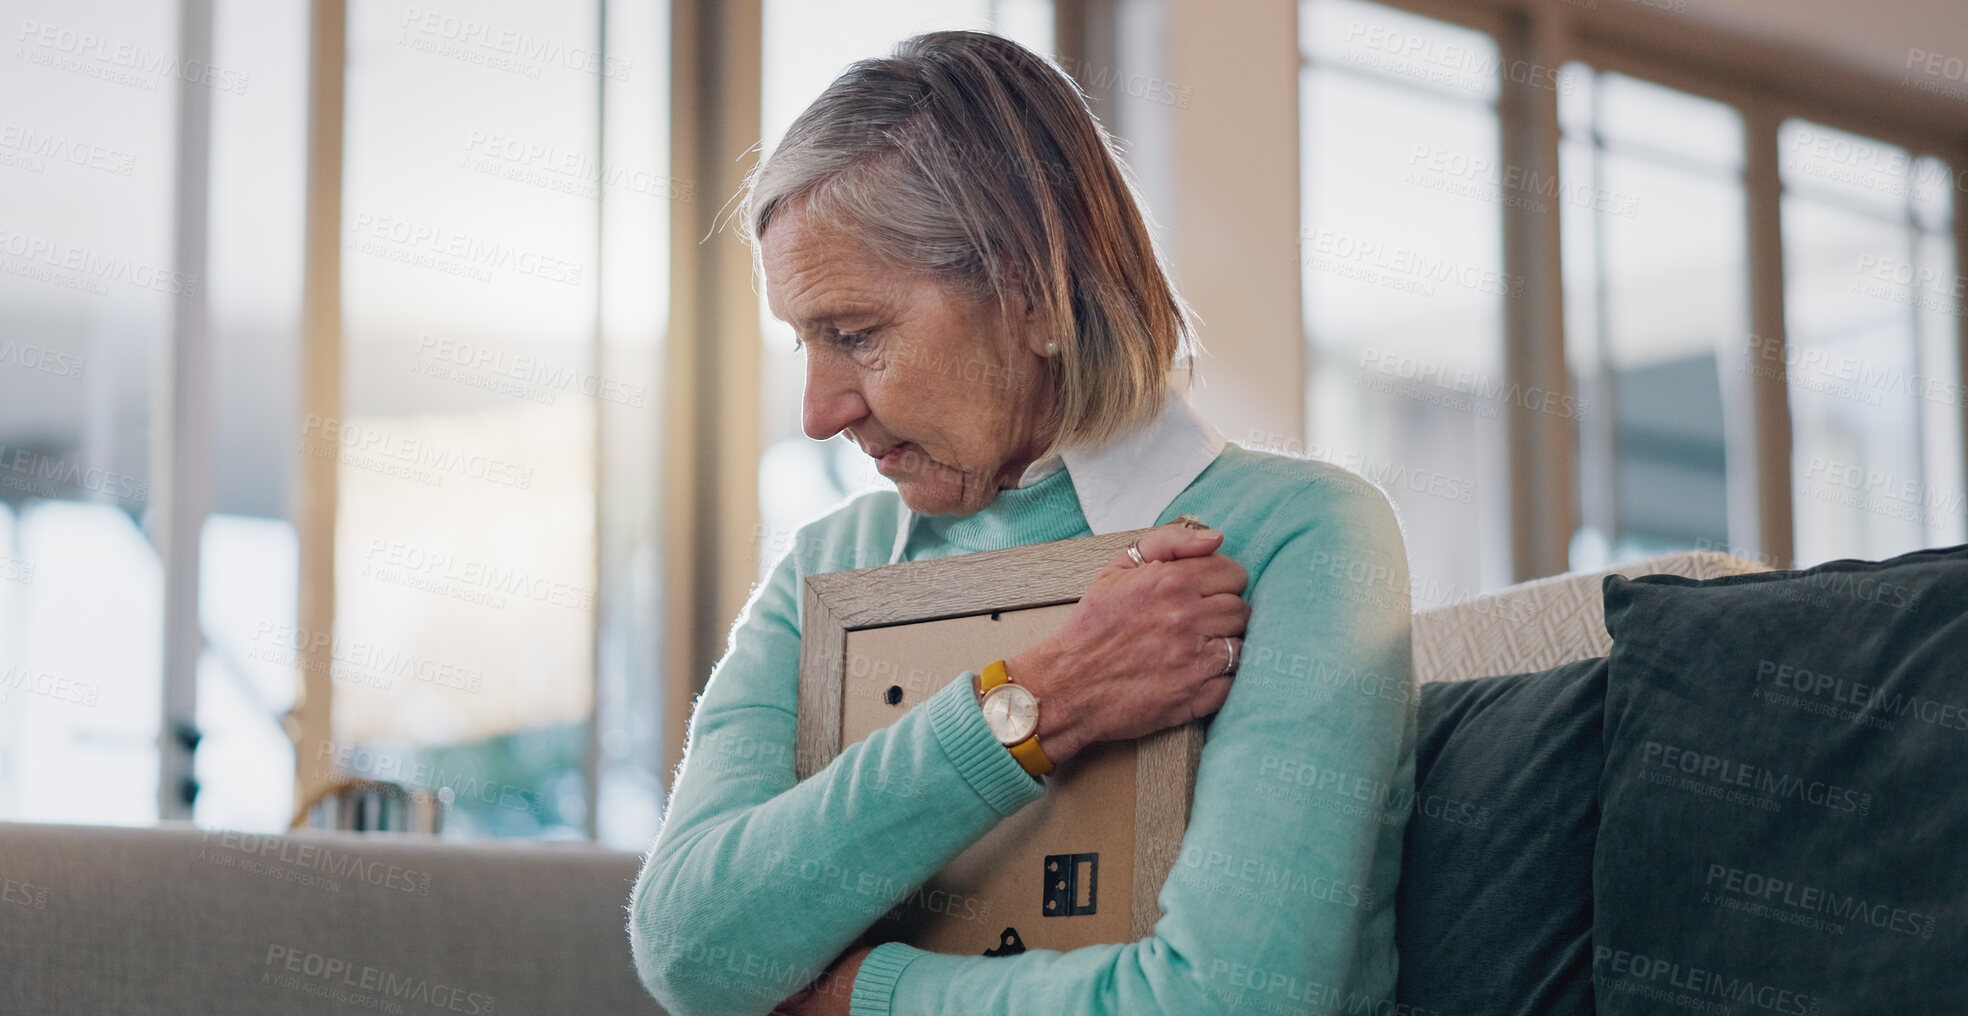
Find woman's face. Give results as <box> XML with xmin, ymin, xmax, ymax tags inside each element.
<box><xmin>762</xmin><ymin>198</ymin><xmax>1057</xmax><ymax>517</ymax></box>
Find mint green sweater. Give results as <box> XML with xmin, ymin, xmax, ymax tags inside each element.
<box><xmin>628</xmin><ymin>444</ymin><xmax>1416</xmax><ymax>1016</ymax></box>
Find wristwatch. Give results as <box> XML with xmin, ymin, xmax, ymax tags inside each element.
<box><xmin>974</xmin><ymin>659</ymin><xmax>1053</xmax><ymax>777</ymax></box>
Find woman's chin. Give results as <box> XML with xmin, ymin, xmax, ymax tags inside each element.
<box><xmin>892</xmin><ymin>476</ymin><xmax>984</xmax><ymax>517</ymax></box>
<box><xmin>892</xmin><ymin>481</ymin><xmax>954</xmax><ymax>516</ymax></box>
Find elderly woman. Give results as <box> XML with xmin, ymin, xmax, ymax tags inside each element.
<box><xmin>628</xmin><ymin>30</ymin><xmax>1413</xmax><ymax>1016</ymax></box>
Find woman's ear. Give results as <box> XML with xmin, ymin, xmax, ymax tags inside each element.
<box><xmin>1005</xmin><ymin>283</ymin><xmax>1055</xmax><ymax>361</ymax></box>
<box><xmin>985</xmin><ymin>259</ymin><xmax>1053</xmax><ymax>362</ymax></box>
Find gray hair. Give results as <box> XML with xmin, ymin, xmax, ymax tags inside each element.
<box><xmin>739</xmin><ymin>30</ymin><xmax>1198</xmax><ymax>459</ymax></box>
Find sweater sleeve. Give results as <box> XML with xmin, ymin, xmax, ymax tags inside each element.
<box><xmin>627</xmin><ymin>532</ymin><xmax>1049</xmax><ymax>1016</ymax></box>
<box><xmin>848</xmin><ymin>474</ymin><xmax>1417</xmax><ymax>1016</ymax></box>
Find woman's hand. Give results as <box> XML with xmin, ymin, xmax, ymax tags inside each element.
<box><xmin>770</xmin><ymin>942</ymin><xmax>874</xmax><ymax>1016</ymax></box>
<box><xmin>1007</xmin><ymin>521</ymin><xmax>1250</xmax><ymax>766</ymax></box>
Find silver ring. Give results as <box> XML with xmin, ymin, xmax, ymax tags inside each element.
<box><xmin>1127</xmin><ymin>540</ymin><xmax>1147</xmax><ymax>567</ymax></box>
<box><xmin>1216</xmin><ymin>636</ymin><xmax>1240</xmax><ymax>677</ymax></box>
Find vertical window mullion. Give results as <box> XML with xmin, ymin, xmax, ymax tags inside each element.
<box><xmin>159</xmin><ymin>0</ymin><xmax>218</xmax><ymax>822</ymax></box>
<box><xmin>294</xmin><ymin>0</ymin><xmax>347</xmax><ymax>822</ymax></box>
<box><xmin>585</xmin><ymin>0</ymin><xmax>607</xmax><ymax>843</ymax></box>
<box><xmin>1573</xmin><ymin>81</ymin><xmax>1619</xmax><ymax>554</ymax></box>
<box><xmin>1498</xmin><ymin>12</ymin><xmax>1577</xmax><ymax>581</ymax></box>
<box><xmin>662</xmin><ymin>0</ymin><xmax>763</xmax><ymax>791</ymax></box>
<box><xmin>1736</xmin><ymin>103</ymin><xmax>1795</xmax><ymax>568</ymax></box>
<box><xmin>1956</xmin><ymin>154</ymin><xmax>1968</xmax><ymax>508</ymax></box>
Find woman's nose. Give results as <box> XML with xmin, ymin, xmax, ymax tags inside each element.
<box><xmin>801</xmin><ymin>355</ymin><xmax>867</xmax><ymax>441</ymax></box>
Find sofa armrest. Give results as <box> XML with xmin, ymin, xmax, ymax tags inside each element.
<box><xmin>1</xmin><ymin>821</ymin><xmax>664</xmax><ymax>1015</ymax></box>
<box><xmin>1412</xmin><ymin>550</ymin><xmax>1768</xmax><ymax>685</ymax></box>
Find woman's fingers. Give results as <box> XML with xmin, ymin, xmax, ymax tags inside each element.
<box><xmin>1196</xmin><ymin>634</ymin><xmax>1243</xmax><ymax>678</ymax></box>
<box><xmin>1137</xmin><ymin>554</ymin><xmax>1247</xmax><ymax>600</ymax></box>
<box><xmin>1189</xmin><ymin>555</ymin><xmax>1251</xmax><ymax>598</ymax></box>
<box><xmin>1185</xmin><ymin>636</ymin><xmax>1241</xmax><ymax>721</ymax></box>
<box><xmin>1110</xmin><ymin>530</ymin><xmax>1247</xmax><ymax>599</ymax></box>
<box><xmin>1156</xmin><ymin>525</ymin><xmax>1224</xmax><ymax>561</ymax></box>
<box><xmin>1198</xmin><ymin>591</ymin><xmax>1252</xmax><ymax>635</ymax></box>
<box><xmin>1190</xmin><ymin>673</ymin><xmax>1236</xmax><ymax>719</ymax></box>
<box><xmin>1062</xmin><ymin>524</ymin><xmax>1254</xmax><ymax>747</ymax></box>
<box><xmin>1114</xmin><ymin>523</ymin><xmax>1222</xmax><ymax>568</ymax></box>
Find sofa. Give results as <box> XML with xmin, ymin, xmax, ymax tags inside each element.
<box><xmin>7</xmin><ymin>548</ymin><xmax>1958</xmax><ymax>1015</ymax></box>
<box><xmin>0</xmin><ymin>822</ymin><xmax>661</xmax><ymax>1015</ymax></box>
<box><xmin>1398</xmin><ymin>544</ymin><xmax>1966</xmax><ymax>1016</ymax></box>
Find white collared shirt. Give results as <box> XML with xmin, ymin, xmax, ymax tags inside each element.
<box><xmin>886</xmin><ymin>386</ymin><xmax>1227</xmax><ymax>564</ymax></box>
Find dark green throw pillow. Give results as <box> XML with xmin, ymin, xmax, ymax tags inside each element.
<box><xmin>1594</xmin><ymin>545</ymin><xmax>1968</xmax><ymax>1016</ymax></box>
<box><xmin>1398</xmin><ymin>658</ymin><xmax>1605</xmax><ymax>1016</ymax></box>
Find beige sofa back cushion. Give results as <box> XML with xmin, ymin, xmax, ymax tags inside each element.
<box><xmin>1413</xmin><ymin>550</ymin><xmax>1768</xmax><ymax>686</ymax></box>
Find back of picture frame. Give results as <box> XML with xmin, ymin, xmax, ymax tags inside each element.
<box><xmin>795</xmin><ymin>527</ymin><xmax>1206</xmax><ymax>956</ymax></box>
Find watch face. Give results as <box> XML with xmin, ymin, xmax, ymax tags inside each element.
<box><xmin>981</xmin><ymin>683</ymin><xmax>1039</xmax><ymax>745</ymax></box>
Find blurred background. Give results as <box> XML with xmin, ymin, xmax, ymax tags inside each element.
<box><xmin>0</xmin><ymin>0</ymin><xmax>1962</xmax><ymax>847</ymax></box>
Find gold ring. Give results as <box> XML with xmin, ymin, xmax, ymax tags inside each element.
<box><xmin>1127</xmin><ymin>540</ymin><xmax>1147</xmax><ymax>567</ymax></box>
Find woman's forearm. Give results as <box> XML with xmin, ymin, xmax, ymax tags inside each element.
<box><xmin>628</xmin><ymin>547</ymin><xmax>1048</xmax><ymax>1016</ymax></box>
<box><xmin>632</xmin><ymin>678</ymin><xmax>1042</xmax><ymax>1015</ymax></box>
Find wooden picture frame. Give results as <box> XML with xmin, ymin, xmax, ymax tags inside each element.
<box><xmin>795</xmin><ymin>526</ymin><xmax>1206</xmax><ymax>954</ymax></box>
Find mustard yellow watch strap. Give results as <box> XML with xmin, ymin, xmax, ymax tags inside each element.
<box><xmin>978</xmin><ymin>659</ymin><xmax>1053</xmax><ymax>776</ymax></box>
<box><xmin>1008</xmin><ymin>732</ymin><xmax>1053</xmax><ymax>776</ymax></box>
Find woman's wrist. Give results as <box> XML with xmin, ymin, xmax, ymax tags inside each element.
<box><xmin>1004</xmin><ymin>646</ymin><xmax>1092</xmax><ymax>766</ymax></box>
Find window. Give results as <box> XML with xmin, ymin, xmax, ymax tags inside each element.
<box><xmin>329</xmin><ymin>0</ymin><xmax>670</xmax><ymax>843</ymax></box>
<box><xmin>336</xmin><ymin>0</ymin><xmax>612</xmax><ymax>839</ymax></box>
<box><xmin>1298</xmin><ymin>0</ymin><xmax>1515</xmax><ymax>603</ymax></box>
<box><xmin>9</xmin><ymin>0</ymin><xmax>1966</xmax><ymax>841</ymax></box>
<box><xmin>1560</xmin><ymin>68</ymin><xmax>1748</xmax><ymax>569</ymax></box>
<box><xmin>1779</xmin><ymin>120</ymin><xmax>1963</xmax><ymax>565</ymax></box>
<box><xmin>1</xmin><ymin>0</ymin><xmax>270</xmax><ymax>827</ymax></box>
<box><xmin>1</xmin><ymin>0</ymin><xmax>670</xmax><ymax>846</ymax></box>
<box><xmin>1300</xmin><ymin>0</ymin><xmax>1966</xmax><ymax>583</ymax></box>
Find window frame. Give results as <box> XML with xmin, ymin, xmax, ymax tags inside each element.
<box><xmin>1306</xmin><ymin>0</ymin><xmax>1968</xmax><ymax>577</ymax></box>
<box><xmin>285</xmin><ymin>0</ymin><xmax>667</xmax><ymax>838</ymax></box>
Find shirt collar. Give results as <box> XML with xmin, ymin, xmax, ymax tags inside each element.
<box><xmin>886</xmin><ymin>386</ymin><xmax>1226</xmax><ymax>564</ymax></box>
